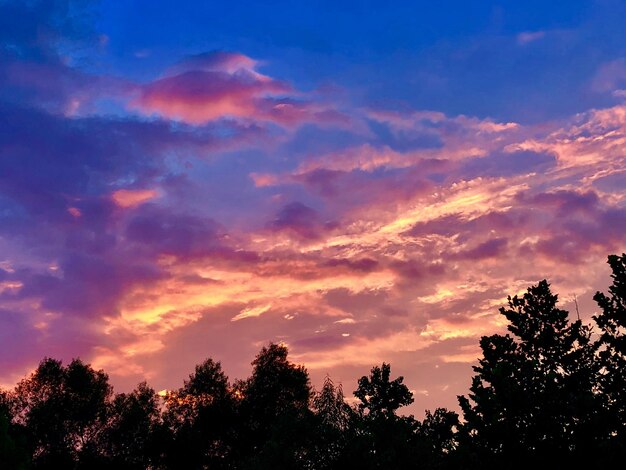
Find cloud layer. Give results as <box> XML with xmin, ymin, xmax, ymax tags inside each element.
<box><xmin>1</xmin><ymin>0</ymin><xmax>626</xmax><ymax>415</ymax></box>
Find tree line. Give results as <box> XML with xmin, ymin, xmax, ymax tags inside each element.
<box><xmin>2</xmin><ymin>253</ymin><xmax>626</xmax><ymax>469</ymax></box>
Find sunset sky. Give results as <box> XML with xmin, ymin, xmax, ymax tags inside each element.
<box><xmin>2</xmin><ymin>0</ymin><xmax>626</xmax><ymax>415</ymax></box>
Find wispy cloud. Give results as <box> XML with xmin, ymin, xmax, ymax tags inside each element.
<box><xmin>3</xmin><ymin>0</ymin><xmax>626</xmax><ymax>415</ymax></box>
<box><xmin>516</xmin><ymin>31</ymin><xmax>546</xmax><ymax>45</ymax></box>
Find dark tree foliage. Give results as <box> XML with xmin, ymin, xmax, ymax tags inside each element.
<box><xmin>0</xmin><ymin>391</ymin><xmax>29</xmax><ymax>469</ymax></box>
<box><xmin>235</xmin><ymin>342</ymin><xmax>314</xmax><ymax>469</ymax></box>
<box><xmin>354</xmin><ymin>363</ymin><xmax>414</xmax><ymax>418</ymax></box>
<box><xmin>241</xmin><ymin>343</ymin><xmax>312</xmax><ymax>419</ymax></box>
<box><xmin>96</xmin><ymin>382</ymin><xmax>162</xmax><ymax>469</ymax></box>
<box><xmin>162</xmin><ymin>358</ymin><xmax>235</xmax><ymax>469</ymax></box>
<box><xmin>309</xmin><ymin>376</ymin><xmax>353</xmax><ymax>469</ymax></box>
<box><xmin>458</xmin><ymin>280</ymin><xmax>601</xmax><ymax>469</ymax></box>
<box><xmin>5</xmin><ymin>254</ymin><xmax>626</xmax><ymax>468</ymax></box>
<box><xmin>346</xmin><ymin>363</ymin><xmax>419</xmax><ymax>469</ymax></box>
<box><xmin>414</xmin><ymin>408</ymin><xmax>459</xmax><ymax>466</ymax></box>
<box><xmin>10</xmin><ymin>358</ymin><xmax>112</xmax><ymax>469</ymax></box>
<box><xmin>593</xmin><ymin>253</ymin><xmax>626</xmax><ymax>457</ymax></box>
<box><xmin>313</xmin><ymin>376</ymin><xmax>351</xmax><ymax>431</ymax></box>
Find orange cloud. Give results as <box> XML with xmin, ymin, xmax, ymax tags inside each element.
<box><xmin>111</xmin><ymin>189</ymin><xmax>158</xmax><ymax>208</ymax></box>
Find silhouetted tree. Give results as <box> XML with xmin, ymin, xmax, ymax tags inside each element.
<box><xmin>162</xmin><ymin>358</ymin><xmax>235</xmax><ymax>469</ymax></box>
<box><xmin>347</xmin><ymin>363</ymin><xmax>417</xmax><ymax>469</ymax></box>
<box><xmin>10</xmin><ymin>358</ymin><xmax>112</xmax><ymax>469</ymax></box>
<box><xmin>594</xmin><ymin>253</ymin><xmax>626</xmax><ymax>457</ymax></box>
<box><xmin>236</xmin><ymin>343</ymin><xmax>314</xmax><ymax>469</ymax></box>
<box><xmin>308</xmin><ymin>376</ymin><xmax>353</xmax><ymax>468</ymax></box>
<box><xmin>313</xmin><ymin>375</ymin><xmax>351</xmax><ymax>431</ymax></box>
<box><xmin>0</xmin><ymin>390</ymin><xmax>29</xmax><ymax>469</ymax></box>
<box><xmin>95</xmin><ymin>382</ymin><xmax>162</xmax><ymax>469</ymax></box>
<box><xmin>458</xmin><ymin>280</ymin><xmax>600</xmax><ymax>469</ymax></box>
<box><xmin>354</xmin><ymin>363</ymin><xmax>413</xmax><ymax>419</ymax></box>
<box><xmin>414</xmin><ymin>408</ymin><xmax>459</xmax><ymax>468</ymax></box>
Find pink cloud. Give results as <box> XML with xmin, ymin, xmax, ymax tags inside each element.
<box><xmin>130</xmin><ymin>51</ymin><xmax>347</xmax><ymax>127</ymax></box>
<box><xmin>132</xmin><ymin>68</ymin><xmax>289</xmax><ymax>124</ymax></box>
<box><xmin>111</xmin><ymin>189</ymin><xmax>158</xmax><ymax>208</ymax></box>
<box><xmin>516</xmin><ymin>31</ymin><xmax>546</xmax><ymax>45</ymax></box>
<box><xmin>7</xmin><ymin>36</ymin><xmax>626</xmax><ymax>418</ymax></box>
<box><xmin>250</xmin><ymin>172</ymin><xmax>280</xmax><ymax>187</ymax></box>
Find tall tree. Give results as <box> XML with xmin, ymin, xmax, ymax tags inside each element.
<box><xmin>308</xmin><ymin>376</ymin><xmax>353</xmax><ymax>469</ymax></box>
<box><xmin>313</xmin><ymin>375</ymin><xmax>351</xmax><ymax>431</ymax></box>
<box><xmin>162</xmin><ymin>358</ymin><xmax>235</xmax><ymax>469</ymax></box>
<box><xmin>458</xmin><ymin>280</ymin><xmax>599</xmax><ymax>468</ymax></box>
<box><xmin>348</xmin><ymin>363</ymin><xmax>417</xmax><ymax>469</ymax></box>
<box><xmin>593</xmin><ymin>253</ymin><xmax>626</xmax><ymax>455</ymax></box>
<box><xmin>236</xmin><ymin>343</ymin><xmax>313</xmax><ymax>469</ymax></box>
<box><xmin>10</xmin><ymin>358</ymin><xmax>112</xmax><ymax>468</ymax></box>
<box><xmin>96</xmin><ymin>382</ymin><xmax>162</xmax><ymax>470</ymax></box>
<box><xmin>0</xmin><ymin>390</ymin><xmax>29</xmax><ymax>469</ymax></box>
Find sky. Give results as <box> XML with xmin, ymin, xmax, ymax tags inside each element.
<box><xmin>1</xmin><ymin>0</ymin><xmax>626</xmax><ymax>415</ymax></box>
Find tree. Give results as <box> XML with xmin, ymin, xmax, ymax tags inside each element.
<box><xmin>236</xmin><ymin>343</ymin><xmax>314</xmax><ymax>469</ymax></box>
<box><xmin>0</xmin><ymin>390</ymin><xmax>29</xmax><ymax>469</ymax></box>
<box><xmin>348</xmin><ymin>363</ymin><xmax>417</xmax><ymax>469</ymax></box>
<box><xmin>593</xmin><ymin>253</ymin><xmax>626</xmax><ymax>455</ymax></box>
<box><xmin>242</xmin><ymin>343</ymin><xmax>311</xmax><ymax>419</ymax></box>
<box><xmin>354</xmin><ymin>363</ymin><xmax>413</xmax><ymax>419</ymax></box>
<box><xmin>162</xmin><ymin>358</ymin><xmax>235</xmax><ymax>469</ymax></box>
<box><xmin>97</xmin><ymin>382</ymin><xmax>162</xmax><ymax>469</ymax></box>
<box><xmin>416</xmin><ymin>408</ymin><xmax>459</xmax><ymax>455</ymax></box>
<box><xmin>308</xmin><ymin>376</ymin><xmax>353</xmax><ymax>469</ymax></box>
<box><xmin>313</xmin><ymin>375</ymin><xmax>351</xmax><ymax>431</ymax></box>
<box><xmin>458</xmin><ymin>280</ymin><xmax>600</xmax><ymax>468</ymax></box>
<box><xmin>10</xmin><ymin>358</ymin><xmax>112</xmax><ymax>468</ymax></box>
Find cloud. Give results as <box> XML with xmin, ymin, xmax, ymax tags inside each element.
<box><xmin>133</xmin><ymin>68</ymin><xmax>288</xmax><ymax>124</ymax></box>
<box><xmin>168</xmin><ymin>51</ymin><xmax>260</xmax><ymax>76</ymax></box>
<box><xmin>131</xmin><ymin>51</ymin><xmax>347</xmax><ymax>128</ymax></box>
<box><xmin>14</xmin><ymin>253</ymin><xmax>162</xmax><ymax>318</ymax></box>
<box><xmin>459</xmin><ymin>150</ymin><xmax>557</xmax><ymax>179</ymax></box>
<box><xmin>124</xmin><ymin>206</ymin><xmax>225</xmax><ymax>260</ymax></box>
<box><xmin>390</xmin><ymin>259</ymin><xmax>446</xmax><ymax>281</ymax></box>
<box><xmin>592</xmin><ymin>58</ymin><xmax>626</xmax><ymax>93</ymax></box>
<box><xmin>3</xmin><ymin>0</ymin><xmax>626</xmax><ymax>417</ymax></box>
<box><xmin>517</xmin><ymin>189</ymin><xmax>599</xmax><ymax>215</ymax></box>
<box><xmin>516</xmin><ymin>31</ymin><xmax>546</xmax><ymax>46</ymax></box>
<box><xmin>455</xmin><ymin>238</ymin><xmax>508</xmax><ymax>261</ymax></box>
<box><xmin>231</xmin><ymin>304</ymin><xmax>272</xmax><ymax>322</ymax></box>
<box><xmin>268</xmin><ymin>202</ymin><xmax>338</xmax><ymax>240</ymax></box>
<box><xmin>111</xmin><ymin>189</ymin><xmax>159</xmax><ymax>208</ymax></box>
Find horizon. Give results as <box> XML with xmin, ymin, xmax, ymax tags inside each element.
<box><xmin>2</xmin><ymin>0</ymin><xmax>626</xmax><ymax>418</ymax></box>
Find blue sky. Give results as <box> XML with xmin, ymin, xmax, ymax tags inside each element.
<box><xmin>95</xmin><ymin>0</ymin><xmax>625</xmax><ymax>122</ymax></box>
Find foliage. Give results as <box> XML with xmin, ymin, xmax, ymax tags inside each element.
<box><xmin>10</xmin><ymin>358</ymin><xmax>112</xmax><ymax>468</ymax></box>
<box><xmin>97</xmin><ymin>382</ymin><xmax>162</xmax><ymax>469</ymax></box>
<box><xmin>458</xmin><ymin>280</ymin><xmax>602</xmax><ymax>468</ymax></box>
<box><xmin>236</xmin><ymin>343</ymin><xmax>314</xmax><ymax>469</ymax></box>
<box><xmin>354</xmin><ymin>363</ymin><xmax>414</xmax><ymax>419</ymax></box>
<box><xmin>162</xmin><ymin>358</ymin><xmax>234</xmax><ymax>469</ymax></box>
<box><xmin>593</xmin><ymin>253</ymin><xmax>626</xmax><ymax>458</ymax></box>
<box><xmin>309</xmin><ymin>376</ymin><xmax>353</xmax><ymax>469</ymax></box>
